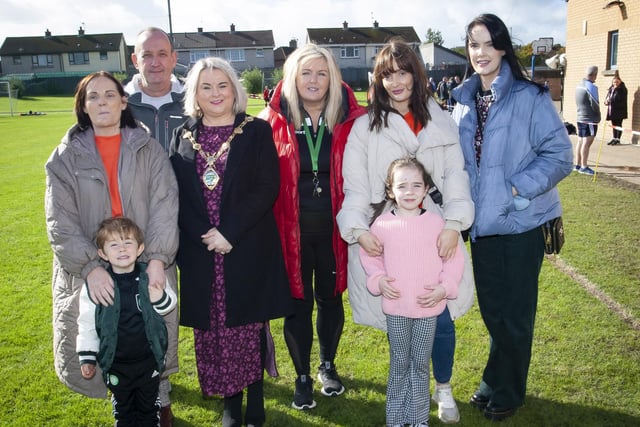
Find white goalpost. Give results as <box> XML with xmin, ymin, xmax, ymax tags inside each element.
<box><xmin>0</xmin><ymin>81</ymin><xmax>19</xmax><ymax>117</ymax></box>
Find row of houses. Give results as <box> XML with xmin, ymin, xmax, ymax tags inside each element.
<box><xmin>0</xmin><ymin>21</ymin><xmax>467</xmax><ymax>90</ymax></box>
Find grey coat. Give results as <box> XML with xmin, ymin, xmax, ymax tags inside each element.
<box><xmin>45</xmin><ymin>125</ymin><xmax>179</xmax><ymax>398</ymax></box>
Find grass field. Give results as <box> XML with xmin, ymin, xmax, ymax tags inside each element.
<box><xmin>0</xmin><ymin>96</ymin><xmax>638</xmax><ymax>426</ymax></box>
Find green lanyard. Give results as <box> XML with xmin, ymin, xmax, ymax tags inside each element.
<box><xmin>302</xmin><ymin>116</ymin><xmax>326</xmax><ymax>197</ymax></box>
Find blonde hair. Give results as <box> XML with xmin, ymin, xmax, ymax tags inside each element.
<box><xmin>182</xmin><ymin>57</ymin><xmax>248</xmax><ymax>118</ymax></box>
<box><xmin>281</xmin><ymin>43</ymin><xmax>344</xmax><ymax>131</ymax></box>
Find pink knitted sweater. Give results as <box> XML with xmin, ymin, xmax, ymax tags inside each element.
<box><xmin>359</xmin><ymin>210</ymin><xmax>464</xmax><ymax>319</ymax></box>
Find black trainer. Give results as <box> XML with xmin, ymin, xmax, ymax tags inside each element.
<box><xmin>317</xmin><ymin>361</ymin><xmax>345</xmax><ymax>397</ymax></box>
<box><xmin>291</xmin><ymin>375</ymin><xmax>316</xmax><ymax>410</ymax></box>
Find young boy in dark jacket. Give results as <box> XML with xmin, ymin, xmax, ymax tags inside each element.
<box><xmin>77</xmin><ymin>217</ymin><xmax>177</xmax><ymax>426</ymax></box>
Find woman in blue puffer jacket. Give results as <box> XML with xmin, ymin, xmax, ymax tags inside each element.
<box><xmin>450</xmin><ymin>13</ymin><xmax>573</xmax><ymax>422</ymax></box>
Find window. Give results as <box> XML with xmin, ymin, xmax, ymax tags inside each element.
<box><xmin>12</xmin><ymin>56</ymin><xmax>22</xmax><ymax>65</ymax></box>
<box><xmin>225</xmin><ymin>49</ymin><xmax>245</xmax><ymax>62</ymax></box>
<box><xmin>340</xmin><ymin>46</ymin><xmax>359</xmax><ymax>58</ymax></box>
<box><xmin>189</xmin><ymin>50</ymin><xmax>209</xmax><ymax>64</ymax></box>
<box><xmin>32</xmin><ymin>54</ymin><xmax>53</xmax><ymax>67</ymax></box>
<box><xmin>607</xmin><ymin>31</ymin><xmax>618</xmax><ymax>70</ymax></box>
<box><xmin>256</xmin><ymin>49</ymin><xmax>264</xmax><ymax>58</ymax></box>
<box><xmin>100</xmin><ymin>51</ymin><xmax>108</xmax><ymax>60</ymax></box>
<box><xmin>68</xmin><ymin>52</ymin><xmax>89</xmax><ymax>65</ymax></box>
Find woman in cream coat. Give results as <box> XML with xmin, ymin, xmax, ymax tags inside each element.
<box><xmin>337</xmin><ymin>38</ymin><xmax>474</xmax><ymax>424</ymax></box>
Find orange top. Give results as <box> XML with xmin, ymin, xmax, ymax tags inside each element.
<box><xmin>403</xmin><ymin>111</ymin><xmax>423</xmax><ymax>136</ymax></box>
<box><xmin>95</xmin><ymin>134</ymin><xmax>123</xmax><ymax>217</ymax></box>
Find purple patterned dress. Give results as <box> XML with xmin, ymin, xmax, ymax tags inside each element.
<box><xmin>193</xmin><ymin>123</ymin><xmax>263</xmax><ymax>397</ymax></box>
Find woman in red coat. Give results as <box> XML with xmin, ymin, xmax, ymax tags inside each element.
<box><xmin>259</xmin><ymin>43</ymin><xmax>366</xmax><ymax>410</ymax></box>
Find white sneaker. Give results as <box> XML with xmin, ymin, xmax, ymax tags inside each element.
<box><xmin>432</xmin><ymin>383</ymin><xmax>460</xmax><ymax>424</ymax></box>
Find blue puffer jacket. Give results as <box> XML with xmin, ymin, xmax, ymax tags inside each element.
<box><xmin>451</xmin><ymin>60</ymin><xmax>573</xmax><ymax>239</ymax></box>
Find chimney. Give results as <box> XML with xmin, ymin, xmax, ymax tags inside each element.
<box><xmin>289</xmin><ymin>39</ymin><xmax>298</xmax><ymax>49</ymax></box>
<box><xmin>197</xmin><ymin>27</ymin><xmax>203</xmax><ymax>33</ymax></box>
<box><xmin>373</xmin><ymin>20</ymin><xmax>379</xmax><ymax>29</ymax></box>
<box><xmin>230</xmin><ymin>23</ymin><xmax>236</xmax><ymax>33</ymax></box>
<box><xmin>78</xmin><ymin>26</ymin><xmax>85</xmax><ymax>36</ymax></box>
<box><xmin>343</xmin><ymin>21</ymin><xmax>348</xmax><ymax>30</ymax></box>
<box><xmin>45</xmin><ymin>29</ymin><xmax>51</xmax><ymax>38</ymax></box>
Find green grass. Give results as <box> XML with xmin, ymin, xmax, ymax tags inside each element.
<box><xmin>1</xmin><ymin>97</ymin><xmax>639</xmax><ymax>426</ymax></box>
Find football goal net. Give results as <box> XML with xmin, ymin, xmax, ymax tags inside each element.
<box><xmin>0</xmin><ymin>81</ymin><xmax>19</xmax><ymax>116</ymax></box>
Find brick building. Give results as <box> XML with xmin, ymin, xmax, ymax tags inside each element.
<box><xmin>564</xmin><ymin>0</ymin><xmax>639</xmax><ymax>144</ymax></box>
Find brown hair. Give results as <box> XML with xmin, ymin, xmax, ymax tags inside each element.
<box><xmin>73</xmin><ymin>71</ymin><xmax>137</xmax><ymax>131</ymax></box>
<box><xmin>370</xmin><ymin>157</ymin><xmax>433</xmax><ymax>224</ymax></box>
<box><xmin>95</xmin><ymin>217</ymin><xmax>144</xmax><ymax>250</ymax></box>
<box><xmin>368</xmin><ymin>37</ymin><xmax>432</xmax><ymax>132</ymax></box>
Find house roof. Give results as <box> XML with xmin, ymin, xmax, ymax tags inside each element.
<box><xmin>307</xmin><ymin>23</ymin><xmax>420</xmax><ymax>45</ymax></box>
<box><xmin>0</xmin><ymin>32</ymin><xmax>124</xmax><ymax>56</ymax></box>
<box><xmin>172</xmin><ymin>29</ymin><xmax>274</xmax><ymax>50</ymax></box>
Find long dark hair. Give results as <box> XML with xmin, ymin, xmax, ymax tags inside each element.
<box><xmin>74</xmin><ymin>71</ymin><xmax>137</xmax><ymax>131</ymax></box>
<box><xmin>368</xmin><ymin>37</ymin><xmax>432</xmax><ymax>133</ymax></box>
<box><xmin>370</xmin><ymin>157</ymin><xmax>433</xmax><ymax>224</ymax></box>
<box><xmin>463</xmin><ymin>14</ymin><xmax>543</xmax><ymax>92</ymax></box>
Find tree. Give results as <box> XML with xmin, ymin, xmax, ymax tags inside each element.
<box><xmin>425</xmin><ymin>28</ymin><xmax>444</xmax><ymax>46</ymax></box>
<box><xmin>240</xmin><ymin>67</ymin><xmax>263</xmax><ymax>95</ymax></box>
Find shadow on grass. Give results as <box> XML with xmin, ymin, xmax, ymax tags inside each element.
<box><xmin>170</xmin><ymin>380</ymin><xmax>640</xmax><ymax>426</ymax></box>
<box><xmin>459</xmin><ymin>395</ymin><xmax>640</xmax><ymax>427</ymax></box>
<box><xmin>169</xmin><ymin>376</ymin><xmax>387</xmax><ymax>426</ymax></box>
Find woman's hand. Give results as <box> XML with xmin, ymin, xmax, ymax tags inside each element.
<box><xmin>86</xmin><ymin>266</ymin><xmax>115</xmax><ymax>306</ymax></box>
<box><xmin>358</xmin><ymin>231</ymin><xmax>383</xmax><ymax>256</ymax></box>
<box><xmin>437</xmin><ymin>229</ymin><xmax>459</xmax><ymax>260</ymax></box>
<box><xmin>146</xmin><ymin>259</ymin><xmax>166</xmax><ymax>303</ymax></box>
<box><xmin>202</xmin><ymin>227</ymin><xmax>233</xmax><ymax>254</ymax></box>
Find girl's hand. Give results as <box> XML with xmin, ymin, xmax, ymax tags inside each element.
<box><xmin>379</xmin><ymin>276</ymin><xmax>400</xmax><ymax>299</ymax></box>
<box><xmin>437</xmin><ymin>229</ymin><xmax>459</xmax><ymax>260</ymax></box>
<box><xmin>417</xmin><ymin>285</ymin><xmax>446</xmax><ymax>307</ymax></box>
<box><xmin>358</xmin><ymin>232</ymin><xmax>383</xmax><ymax>256</ymax></box>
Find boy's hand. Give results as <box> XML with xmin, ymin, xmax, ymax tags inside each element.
<box><xmin>80</xmin><ymin>363</ymin><xmax>96</xmax><ymax>379</ymax></box>
<box><xmin>148</xmin><ymin>280</ymin><xmax>165</xmax><ymax>303</ymax></box>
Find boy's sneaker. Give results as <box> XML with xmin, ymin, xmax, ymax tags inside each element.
<box><xmin>291</xmin><ymin>375</ymin><xmax>316</xmax><ymax>410</ymax></box>
<box><xmin>317</xmin><ymin>361</ymin><xmax>345</xmax><ymax>397</ymax></box>
<box><xmin>579</xmin><ymin>166</ymin><xmax>595</xmax><ymax>175</ymax></box>
<box><xmin>432</xmin><ymin>383</ymin><xmax>460</xmax><ymax>424</ymax></box>
<box><xmin>574</xmin><ymin>165</ymin><xmax>580</xmax><ymax>172</ymax></box>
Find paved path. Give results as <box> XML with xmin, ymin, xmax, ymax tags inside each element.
<box><xmin>570</xmin><ymin>135</ymin><xmax>640</xmax><ymax>187</ymax></box>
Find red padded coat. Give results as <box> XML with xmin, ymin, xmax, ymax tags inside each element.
<box><xmin>258</xmin><ymin>80</ymin><xmax>366</xmax><ymax>299</ymax></box>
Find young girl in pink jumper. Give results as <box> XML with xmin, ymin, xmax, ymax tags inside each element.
<box><xmin>359</xmin><ymin>158</ymin><xmax>464</xmax><ymax>427</ymax></box>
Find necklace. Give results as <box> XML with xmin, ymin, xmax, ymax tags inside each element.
<box><xmin>302</xmin><ymin>115</ymin><xmax>326</xmax><ymax>197</ymax></box>
<box><xmin>182</xmin><ymin>116</ymin><xmax>254</xmax><ymax>190</ymax></box>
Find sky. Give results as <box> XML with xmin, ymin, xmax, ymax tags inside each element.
<box><xmin>1</xmin><ymin>0</ymin><xmax>568</xmax><ymax>50</ymax></box>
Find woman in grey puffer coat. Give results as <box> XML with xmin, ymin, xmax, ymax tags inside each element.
<box><xmin>44</xmin><ymin>71</ymin><xmax>178</xmax><ymax>400</ymax></box>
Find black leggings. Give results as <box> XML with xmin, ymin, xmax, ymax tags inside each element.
<box><xmin>284</xmin><ymin>230</ymin><xmax>344</xmax><ymax>375</ymax></box>
<box><xmin>611</xmin><ymin>118</ymin><xmax>623</xmax><ymax>139</ymax></box>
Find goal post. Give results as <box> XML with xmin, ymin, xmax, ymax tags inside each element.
<box><xmin>0</xmin><ymin>81</ymin><xmax>19</xmax><ymax>117</ymax></box>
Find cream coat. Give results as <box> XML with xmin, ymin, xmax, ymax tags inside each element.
<box><xmin>337</xmin><ymin>98</ymin><xmax>475</xmax><ymax>331</ymax></box>
<box><xmin>45</xmin><ymin>125</ymin><xmax>179</xmax><ymax>398</ymax></box>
